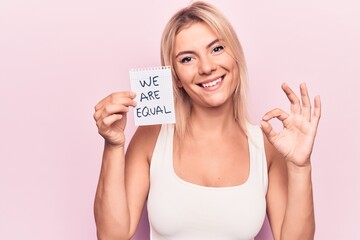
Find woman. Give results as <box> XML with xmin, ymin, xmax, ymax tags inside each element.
<box><xmin>93</xmin><ymin>2</ymin><xmax>321</xmax><ymax>240</ymax></box>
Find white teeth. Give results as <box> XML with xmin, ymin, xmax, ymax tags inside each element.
<box><xmin>201</xmin><ymin>78</ymin><xmax>222</xmax><ymax>88</ymax></box>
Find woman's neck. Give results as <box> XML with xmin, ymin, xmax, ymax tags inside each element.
<box><xmin>189</xmin><ymin>101</ymin><xmax>240</xmax><ymax>135</ymax></box>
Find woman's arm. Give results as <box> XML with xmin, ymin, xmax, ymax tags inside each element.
<box><xmin>94</xmin><ymin>143</ymin><xmax>134</xmax><ymax>240</ymax></box>
<box><xmin>93</xmin><ymin>91</ymin><xmax>159</xmax><ymax>239</ymax></box>
<box><xmin>94</xmin><ymin>126</ymin><xmax>159</xmax><ymax>240</ymax></box>
<box><xmin>261</xmin><ymin>83</ymin><xmax>321</xmax><ymax>240</ymax></box>
<box><xmin>265</xmin><ymin>140</ymin><xmax>315</xmax><ymax>240</ymax></box>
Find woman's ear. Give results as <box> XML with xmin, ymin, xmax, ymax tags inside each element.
<box><xmin>176</xmin><ymin>79</ymin><xmax>183</xmax><ymax>88</ymax></box>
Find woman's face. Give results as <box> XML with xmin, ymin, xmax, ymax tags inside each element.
<box><xmin>173</xmin><ymin>22</ymin><xmax>239</xmax><ymax>109</ymax></box>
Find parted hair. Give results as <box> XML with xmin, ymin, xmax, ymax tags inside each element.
<box><xmin>160</xmin><ymin>1</ymin><xmax>248</xmax><ymax>138</ymax></box>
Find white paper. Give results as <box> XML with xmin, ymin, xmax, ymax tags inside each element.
<box><xmin>129</xmin><ymin>66</ymin><xmax>176</xmax><ymax>126</ymax></box>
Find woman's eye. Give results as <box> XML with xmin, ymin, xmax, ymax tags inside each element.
<box><xmin>212</xmin><ymin>45</ymin><xmax>225</xmax><ymax>53</ymax></box>
<box><xmin>180</xmin><ymin>57</ymin><xmax>193</xmax><ymax>63</ymax></box>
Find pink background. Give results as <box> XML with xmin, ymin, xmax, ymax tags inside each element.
<box><xmin>1</xmin><ymin>0</ymin><xmax>359</xmax><ymax>239</ymax></box>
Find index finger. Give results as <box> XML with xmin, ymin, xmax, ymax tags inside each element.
<box><xmin>95</xmin><ymin>91</ymin><xmax>136</xmax><ymax>111</ymax></box>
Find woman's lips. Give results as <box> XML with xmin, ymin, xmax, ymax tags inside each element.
<box><xmin>198</xmin><ymin>75</ymin><xmax>224</xmax><ymax>88</ymax></box>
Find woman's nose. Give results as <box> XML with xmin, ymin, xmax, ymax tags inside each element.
<box><xmin>198</xmin><ymin>56</ymin><xmax>216</xmax><ymax>75</ymax></box>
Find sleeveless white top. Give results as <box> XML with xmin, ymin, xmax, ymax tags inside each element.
<box><xmin>147</xmin><ymin>124</ymin><xmax>268</xmax><ymax>240</ymax></box>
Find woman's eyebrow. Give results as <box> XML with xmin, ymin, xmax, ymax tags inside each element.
<box><xmin>175</xmin><ymin>50</ymin><xmax>195</xmax><ymax>59</ymax></box>
<box><xmin>175</xmin><ymin>38</ymin><xmax>222</xmax><ymax>59</ymax></box>
<box><xmin>206</xmin><ymin>38</ymin><xmax>221</xmax><ymax>49</ymax></box>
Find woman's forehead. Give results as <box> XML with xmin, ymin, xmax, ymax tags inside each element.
<box><xmin>174</xmin><ymin>22</ymin><xmax>220</xmax><ymax>49</ymax></box>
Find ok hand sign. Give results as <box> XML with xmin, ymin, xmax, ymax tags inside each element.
<box><xmin>261</xmin><ymin>83</ymin><xmax>321</xmax><ymax>167</ymax></box>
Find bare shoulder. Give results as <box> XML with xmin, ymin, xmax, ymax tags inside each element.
<box><xmin>126</xmin><ymin>125</ymin><xmax>162</xmax><ymax>163</ymax></box>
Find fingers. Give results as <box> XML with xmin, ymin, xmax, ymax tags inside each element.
<box><xmin>96</xmin><ymin>113</ymin><xmax>124</xmax><ymax>132</ymax></box>
<box><xmin>260</xmin><ymin>120</ymin><xmax>277</xmax><ymax>143</ymax></box>
<box><xmin>311</xmin><ymin>95</ymin><xmax>321</xmax><ymax>128</ymax></box>
<box><xmin>261</xmin><ymin>108</ymin><xmax>289</xmax><ymax>142</ymax></box>
<box><xmin>299</xmin><ymin>83</ymin><xmax>311</xmax><ymax>121</ymax></box>
<box><xmin>282</xmin><ymin>83</ymin><xmax>301</xmax><ymax>114</ymax></box>
<box><xmin>283</xmin><ymin>82</ymin><xmax>317</xmax><ymax>122</ymax></box>
<box><xmin>95</xmin><ymin>91</ymin><xmax>136</xmax><ymax>111</ymax></box>
<box><xmin>262</xmin><ymin>108</ymin><xmax>289</xmax><ymax>122</ymax></box>
<box><xmin>95</xmin><ymin>92</ymin><xmax>137</xmax><ymax>111</ymax></box>
<box><xmin>263</xmin><ymin>83</ymin><xmax>321</xmax><ymax>133</ymax></box>
<box><xmin>93</xmin><ymin>104</ymin><xmax>129</xmax><ymax>121</ymax></box>
<box><xmin>93</xmin><ymin>91</ymin><xmax>137</xmax><ymax>128</ymax></box>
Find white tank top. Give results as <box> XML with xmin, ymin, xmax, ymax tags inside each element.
<box><xmin>147</xmin><ymin>123</ymin><xmax>268</xmax><ymax>240</ymax></box>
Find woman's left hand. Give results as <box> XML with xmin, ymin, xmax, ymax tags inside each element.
<box><xmin>261</xmin><ymin>83</ymin><xmax>321</xmax><ymax>167</ymax></box>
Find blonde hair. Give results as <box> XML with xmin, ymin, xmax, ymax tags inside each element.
<box><xmin>161</xmin><ymin>1</ymin><xmax>248</xmax><ymax>138</ymax></box>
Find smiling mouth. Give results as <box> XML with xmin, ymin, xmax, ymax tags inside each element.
<box><xmin>198</xmin><ymin>76</ymin><xmax>224</xmax><ymax>88</ymax></box>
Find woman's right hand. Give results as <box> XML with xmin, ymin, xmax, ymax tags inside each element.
<box><xmin>93</xmin><ymin>91</ymin><xmax>137</xmax><ymax>148</ymax></box>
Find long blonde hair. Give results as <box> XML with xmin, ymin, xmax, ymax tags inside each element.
<box><xmin>161</xmin><ymin>1</ymin><xmax>248</xmax><ymax>138</ymax></box>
